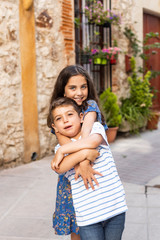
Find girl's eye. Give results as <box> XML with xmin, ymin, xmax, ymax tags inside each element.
<box><xmin>81</xmin><ymin>85</ymin><xmax>87</xmax><ymax>89</ymax></box>
<box><xmin>70</xmin><ymin>86</ymin><xmax>76</xmax><ymax>90</ymax></box>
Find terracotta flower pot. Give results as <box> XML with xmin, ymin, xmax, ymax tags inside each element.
<box><xmin>146</xmin><ymin>112</ymin><xmax>160</xmax><ymax>130</ymax></box>
<box><xmin>106</xmin><ymin>127</ymin><xmax>119</xmax><ymax>143</ymax></box>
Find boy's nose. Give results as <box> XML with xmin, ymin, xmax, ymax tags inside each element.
<box><xmin>63</xmin><ymin>116</ymin><xmax>68</xmax><ymax>123</ymax></box>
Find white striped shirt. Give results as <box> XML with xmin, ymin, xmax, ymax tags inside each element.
<box><xmin>64</xmin><ymin>122</ymin><xmax>128</xmax><ymax>226</ymax></box>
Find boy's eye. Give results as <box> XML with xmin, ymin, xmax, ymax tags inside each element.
<box><xmin>55</xmin><ymin>117</ymin><xmax>61</xmax><ymax>121</ymax></box>
<box><xmin>68</xmin><ymin>113</ymin><xmax>73</xmax><ymax>116</ymax></box>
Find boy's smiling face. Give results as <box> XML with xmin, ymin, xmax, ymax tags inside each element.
<box><xmin>52</xmin><ymin>105</ymin><xmax>83</xmax><ymax>139</ymax></box>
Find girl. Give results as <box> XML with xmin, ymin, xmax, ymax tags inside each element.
<box><xmin>47</xmin><ymin>65</ymin><xmax>108</xmax><ymax>240</ymax></box>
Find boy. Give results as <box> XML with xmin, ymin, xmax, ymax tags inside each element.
<box><xmin>50</xmin><ymin>97</ymin><xmax>127</xmax><ymax>240</ymax></box>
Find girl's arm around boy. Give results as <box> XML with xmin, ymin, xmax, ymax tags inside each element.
<box><xmin>53</xmin><ymin>133</ymin><xmax>103</xmax><ymax>169</ymax></box>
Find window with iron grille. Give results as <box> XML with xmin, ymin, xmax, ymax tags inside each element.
<box><xmin>74</xmin><ymin>0</ymin><xmax>112</xmax><ymax>94</ymax></box>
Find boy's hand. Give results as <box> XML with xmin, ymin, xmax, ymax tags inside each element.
<box><xmin>74</xmin><ymin>160</ymin><xmax>102</xmax><ymax>190</ymax></box>
<box><xmin>51</xmin><ymin>148</ymin><xmax>64</xmax><ymax>170</ymax></box>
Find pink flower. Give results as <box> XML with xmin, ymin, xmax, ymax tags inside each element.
<box><xmin>91</xmin><ymin>49</ymin><xmax>99</xmax><ymax>55</ymax></box>
<box><xmin>102</xmin><ymin>48</ymin><xmax>109</xmax><ymax>53</ymax></box>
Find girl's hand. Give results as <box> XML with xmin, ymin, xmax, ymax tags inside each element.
<box><xmin>51</xmin><ymin>158</ymin><xmax>56</xmax><ymax>171</ymax></box>
<box><xmin>51</xmin><ymin>148</ymin><xmax>64</xmax><ymax>170</ymax></box>
<box><xmin>84</xmin><ymin>149</ymin><xmax>99</xmax><ymax>162</ymax></box>
<box><xmin>74</xmin><ymin>160</ymin><xmax>103</xmax><ymax>190</ymax></box>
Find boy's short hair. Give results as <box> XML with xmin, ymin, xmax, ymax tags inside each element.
<box><xmin>47</xmin><ymin>97</ymin><xmax>82</xmax><ymax>128</ymax></box>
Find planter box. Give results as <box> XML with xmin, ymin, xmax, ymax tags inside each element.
<box><xmin>93</xmin><ymin>58</ymin><xmax>108</xmax><ymax>65</ymax></box>
<box><xmin>81</xmin><ymin>53</ymin><xmax>91</xmax><ymax>64</ymax></box>
<box><xmin>110</xmin><ymin>58</ymin><xmax>117</xmax><ymax>65</ymax></box>
<box><xmin>125</xmin><ymin>54</ymin><xmax>131</xmax><ymax>73</ymax></box>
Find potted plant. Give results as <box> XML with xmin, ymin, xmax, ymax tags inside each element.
<box><xmin>107</xmin><ymin>47</ymin><xmax>121</xmax><ymax>64</ymax></box>
<box><xmin>90</xmin><ymin>46</ymin><xmax>121</xmax><ymax>65</ymax></box>
<box><xmin>91</xmin><ymin>48</ymin><xmax>108</xmax><ymax>65</ymax></box>
<box><xmin>84</xmin><ymin>0</ymin><xmax>121</xmax><ymax>26</ymax></box>
<box><xmin>119</xmin><ymin>57</ymin><xmax>153</xmax><ymax>133</ymax></box>
<box><xmin>146</xmin><ymin>111</ymin><xmax>160</xmax><ymax>130</ymax></box>
<box><xmin>100</xmin><ymin>88</ymin><xmax>122</xmax><ymax>143</ymax></box>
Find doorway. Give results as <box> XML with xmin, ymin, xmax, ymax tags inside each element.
<box><xmin>143</xmin><ymin>12</ymin><xmax>160</xmax><ymax>111</ymax></box>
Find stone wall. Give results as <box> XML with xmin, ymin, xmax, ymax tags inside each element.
<box><xmin>0</xmin><ymin>1</ymin><xmax>23</xmax><ymax>167</ymax></box>
<box><xmin>0</xmin><ymin>0</ymin><xmax>75</xmax><ymax>168</ymax></box>
<box><xmin>111</xmin><ymin>0</ymin><xmax>136</xmax><ymax>100</ymax></box>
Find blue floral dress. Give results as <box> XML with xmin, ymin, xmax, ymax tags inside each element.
<box><xmin>53</xmin><ymin>100</ymin><xmax>108</xmax><ymax>235</ymax></box>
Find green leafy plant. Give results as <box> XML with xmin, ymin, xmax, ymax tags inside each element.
<box><xmin>74</xmin><ymin>17</ymin><xmax>81</xmax><ymax>28</ymax></box>
<box><xmin>124</xmin><ymin>27</ymin><xmax>160</xmax><ymax>106</ymax></box>
<box><xmin>120</xmin><ymin>57</ymin><xmax>153</xmax><ymax>132</ymax></box>
<box><xmin>123</xmin><ymin>27</ymin><xmax>142</xmax><ymax>57</ymax></box>
<box><xmin>100</xmin><ymin>88</ymin><xmax>122</xmax><ymax>127</ymax></box>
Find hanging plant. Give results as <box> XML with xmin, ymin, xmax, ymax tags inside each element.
<box><xmin>84</xmin><ymin>0</ymin><xmax>121</xmax><ymax>26</ymax></box>
<box><xmin>107</xmin><ymin>47</ymin><xmax>121</xmax><ymax>64</ymax></box>
<box><xmin>90</xmin><ymin>48</ymin><xmax>108</xmax><ymax>65</ymax></box>
<box><xmin>89</xmin><ymin>47</ymin><xmax>121</xmax><ymax>65</ymax></box>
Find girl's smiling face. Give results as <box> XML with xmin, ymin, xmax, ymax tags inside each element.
<box><xmin>64</xmin><ymin>75</ymin><xmax>88</xmax><ymax>105</ymax></box>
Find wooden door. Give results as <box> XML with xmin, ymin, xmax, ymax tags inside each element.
<box><xmin>143</xmin><ymin>13</ymin><xmax>160</xmax><ymax>111</ymax></box>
